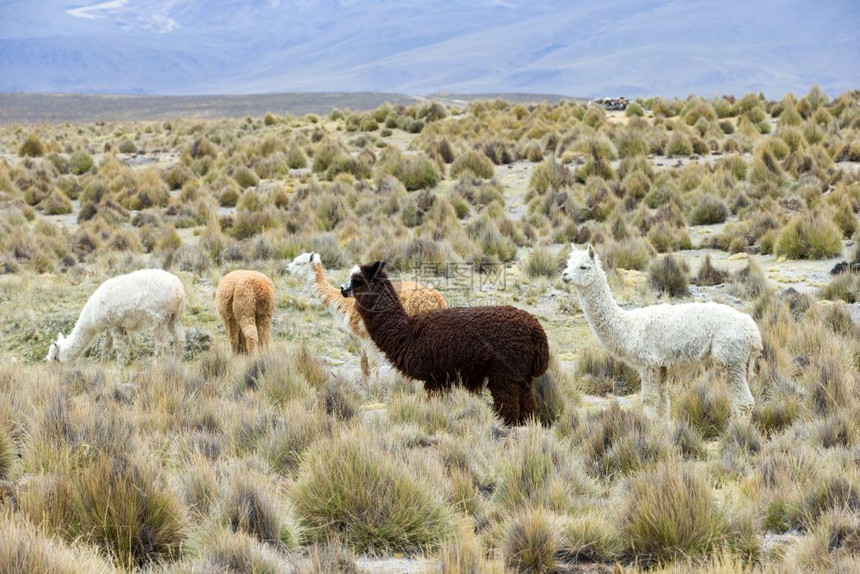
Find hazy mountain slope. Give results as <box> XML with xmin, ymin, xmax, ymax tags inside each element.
<box><xmin>1</xmin><ymin>0</ymin><xmax>857</xmax><ymax>97</ymax></box>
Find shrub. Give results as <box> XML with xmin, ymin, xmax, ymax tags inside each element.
<box><xmin>666</xmin><ymin>132</ymin><xmax>693</xmax><ymax>157</ymax></box>
<box><xmin>625</xmin><ymin>464</ymin><xmax>739</xmax><ymax>565</ymax></box>
<box><xmin>502</xmin><ymin>507</ymin><xmax>563</xmax><ymax>573</ymax></box>
<box><xmin>233</xmin><ymin>166</ymin><xmax>260</xmax><ymax>189</ymax></box>
<box><xmin>626</xmin><ymin>102</ymin><xmax>645</xmax><ymax>117</ymax></box>
<box><xmin>42</xmin><ymin>189</ymin><xmax>73</xmax><ymax>215</ymax></box>
<box><xmin>529</xmin><ymin>158</ymin><xmax>573</xmax><ymax>194</ymax></box>
<box><xmin>19</xmin><ymin>133</ymin><xmax>46</xmax><ymax>157</ymax></box>
<box><xmin>450</xmin><ymin>150</ymin><xmax>495</xmax><ymax>179</ymax></box>
<box><xmin>575</xmin><ymin>347</ymin><xmax>640</xmax><ymax>395</ymax></box>
<box><xmin>226</xmin><ymin>477</ymin><xmax>298</xmax><ymax>549</ymax></box>
<box><xmin>69</xmin><ymin>151</ymin><xmax>94</xmax><ymax>175</ymax></box>
<box><xmin>689</xmin><ymin>195</ymin><xmax>730</xmax><ymax>225</ymax></box>
<box><xmin>675</xmin><ymin>379</ymin><xmax>733</xmax><ymax>439</ymax></box>
<box><xmin>599</xmin><ymin>238</ymin><xmax>652</xmax><ymax>271</ymax></box>
<box><xmin>559</xmin><ymin>511</ymin><xmax>625</xmax><ymax>563</ymax></box>
<box><xmin>579</xmin><ymin>403</ymin><xmax>669</xmax><ymax>479</ymax></box>
<box><xmin>776</xmin><ymin>214</ymin><xmax>843</xmax><ymax>259</ymax></box>
<box><xmin>648</xmin><ymin>253</ymin><xmax>690</xmax><ymax>296</ymax></box>
<box><xmin>525</xmin><ymin>246</ymin><xmax>558</xmax><ymax>278</ymax></box>
<box><xmin>0</xmin><ymin>512</ymin><xmax>110</xmax><ymax>574</ymax></box>
<box><xmin>286</xmin><ymin>144</ymin><xmax>308</xmax><ymax>169</ymax></box>
<box><xmin>390</xmin><ymin>155</ymin><xmax>441</xmax><ymax>191</ymax></box>
<box><xmin>293</xmin><ymin>434</ymin><xmax>456</xmax><ymax>554</ymax></box>
<box><xmin>694</xmin><ymin>254</ymin><xmax>728</xmax><ymax>286</ymax></box>
<box><xmin>118</xmin><ymin>139</ymin><xmax>137</xmax><ymax>153</ymax></box>
<box><xmin>0</xmin><ymin>423</ymin><xmax>13</xmax><ymax>480</ymax></box>
<box><xmin>73</xmin><ymin>455</ymin><xmax>186</xmax><ymax>569</ymax></box>
<box><xmin>819</xmin><ymin>274</ymin><xmax>858</xmax><ymax>303</ymax></box>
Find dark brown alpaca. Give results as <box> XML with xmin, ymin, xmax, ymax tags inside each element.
<box><xmin>341</xmin><ymin>261</ymin><xmax>550</xmax><ymax>425</ymax></box>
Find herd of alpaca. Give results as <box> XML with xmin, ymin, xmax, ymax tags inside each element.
<box><xmin>45</xmin><ymin>244</ymin><xmax>764</xmax><ymax>426</ymax></box>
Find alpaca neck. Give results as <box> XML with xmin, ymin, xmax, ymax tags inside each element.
<box><xmin>576</xmin><ymin>269</ymin><xmax>630</xmax><ymax>355</ymax></box>
<box><xmin>354</xmin><ymin>276</ymin><xmax>410</xmax><ymax>361</ymax></box>
<box><xmin>309</xmin><ymin>262</ymin><xmax>345</xmax><ymax>310</ymax></box>
<box><xmin>60</xmin><ymin>317</ymin><xmax>97</xmax><ymax>361</ymax></box>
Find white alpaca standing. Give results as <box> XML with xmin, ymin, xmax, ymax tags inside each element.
<box><xmin>46</xmin><ymin>269</ymin><xmax>186</xmax><ymax>364</ymax></box>
<box><xmin>561</xmin><ymin>245</ymin><xmax>761</xmax><ymax>419</ymax></box>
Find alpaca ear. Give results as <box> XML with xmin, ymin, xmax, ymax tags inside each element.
<box><xmin>587</xmin><ymin>244</ymin><xmax>596</xmax><ymax>260</ymax></box>
<box><xmin>309</xmin><ymin>252</ymin><xmax>316</xmax><ymax>262</ymax></box>
<box><xmin>368</xmin><ymin>260</ymin><xmax>386</xmax><ymax>279</ymax></box>
<box><xmin>57</xmin><ymin>332</ymin><xmax>65</xmax><ymax>342</ymax></box>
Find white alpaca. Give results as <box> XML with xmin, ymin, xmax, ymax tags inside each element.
<box><xmin>46</xmin><ymin>269</ymin><xmax>186</xmax><ymax>364</ymax></box>
<box><xmin>561</xmin><ymin>245</ymin><xmax>761</xmax><ymax>419</ymax></box>
<box><xmin>285</xmin><ymin>252</ymin><xmax>447</xmax><ymax>378</ymax></box>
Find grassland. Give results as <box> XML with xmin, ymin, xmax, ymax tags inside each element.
<box><xmin>0</xmin><ymin>88</ymin><xmax>859</xmax><ymax>572</ymax></box>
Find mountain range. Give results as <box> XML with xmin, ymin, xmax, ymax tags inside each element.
<box><xmin>1</xmin><ymin>0</ymin><xmax>857</xmax><ymax>98</ymax></box>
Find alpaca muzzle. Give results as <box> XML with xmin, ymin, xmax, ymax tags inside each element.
<box><xmin>340</xmin><ymin>280</ymin><xmax>354</xmax><ymax>297</ymax></box>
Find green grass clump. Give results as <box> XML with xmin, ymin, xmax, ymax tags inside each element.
<box><xmin>529</xmin><ymin>158</ymin><xmax>573</xmax><ymax>194</ymax></box>
<box><xmin>392</xmin><ymin>155</ymin><xmax>441</xmax><ymax>191</ymax></box>
<box><xmin>233</xmin><ymin>166</ymin><xmax>260</xmax><ymax>189</ymax></box>
<box><xmin>775</xmin><ymin>214</ymin><xmax>843</xmax><ymax>259</ymax></box>
<box><xmin>225</xmin><ymin>477</ymin><xmax>299</xmax><ymax>550</ymax></box>
<box><xmin>666</xmin><ymin>132</ymin><xmax>693</xmax><ymax>157</ymax></box>
<box><xmin>69</xmin><ymin>151</ymin><xmax>94</xmax><ymax>175</ymax></box>
<box><xmin>624</xmin><ymin>464</ymin><xmax>746</xmax><ymax>565</ymax></box>
<box><xmin>0</xmin><ymin>423</ymin><xmax>14</xmax><ymax>480</ymax></box>
<box><xmin>675</xmin><ymin>379</ymin><xmax>733</xmax><ymax>440</ymax></box>
<box><xmin>502</xmin><ymin>507</ymin><xmax>563</xmax><ymax>573</ymax></box>
<box><xmin>524</xmin><ymin>246</ymin><xmax>558</xmax><ymax>278</ymax></box>
<box><xmin>648</xmin><ymin>253</ymin><xmax>690</xmax><ymax>296</ymax></box>
<box><xmin>818</xmin><ymin>273</ymin><xmax>859</xmax><ymax>303</ymax></box>
<box><xmin>293</xmin><ymin>434</ymin><xmax>457</xmax><ymax>554</ymax></box>
<box><xmin>599</xmin><ymin>238</ymin><xmax>652</xmax><ymax>271</ymax></box>
<box><xmin>450</xmin><ymin>149</ymin><xmax>495</xmax><ymax>179</ymax></box>
<box><xmin>579</xmin><ymin>403</ymin><xmax>669</xmax><ymax>479</ymax></box>
<box><xmin>689</xmin><ymin>195</ymin><xmax>730</xmax><ymax>225</ymax></box>
<box><xmin>73</xmin><ymin>455</ymin><xmax>186</xmax><ymax>570</ymax></box>
<box><xmin>575</xmin><ymin>347</ymin><xmax>640</xmax><ymax>395</ymax></box>
<box><xmin>19</xmin><ymin>132</ymin><xmax>46</xmax><ymax>157</ymax></box>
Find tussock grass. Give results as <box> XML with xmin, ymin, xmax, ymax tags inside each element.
<box><xmin>675</xmin><ymin>379</ymin><xmax>733</xmax><ymax>440</ymax></box>
<box><xmin>502</xmin><ymin>506</ymin><xmax>564</xmax><ymax>573</ymax></box>
<box><xmin>776</xmin><ymin>213</ymin><xmax>844</xmax><ymax>259</ymax></box>
<box><xmin>72</xmin><ymin>455</ymin><xmax>186</xmax><ymax>569</ymax></box>
<box><xmin>578</xmin><ymin>403</ymin><xmax>670</xmax><ymax>479</ymax></box>
<box><xmin>576</xmin><ymin>346</ymin><xmax>640</xmax><ymax>395</ymax></box>
<box><xmin>450</xmin><ymin>149</ymin><xmax>495</xmax><ymax>179</ymax></box>
<box><xmin>648</xmin><ymin>253</ymin><xmax>690</xmax><ymax>296</ymax></box>
<box><xmin>293</xmin><ymin>432</ymin><xmax>457</xmax><ymax>554</ymax></box>
<box><xmin>624</xmin><ymin>464</ymin><xmax>756</xmax><ymax>566</ymax></box>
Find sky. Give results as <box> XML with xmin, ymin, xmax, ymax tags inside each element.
<box><xmin>1</xmin><ymin>0</ymin><xmax>858</xmax><ymax>98</ymax></box>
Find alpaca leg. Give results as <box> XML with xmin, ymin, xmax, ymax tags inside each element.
<box><xmin>518</xmin><ymin>383</ymin><xmax>538</xmax><ymax>424</ymax></box>
<box><xmin>658</xmin><ymin>367</ymin><xmax>671</xmax><ymax>419</ymax></box>
<box><xmin>102</xmin><ymin>331</ymin><xmax>113</xmax><ymax>363</ymax></box>
<box><xmin>360</xmin><ymin>349</ymin><xmax>370</xmax><ymax>379</ymax></box>
<box><xmin>169</xmin><ymin>317</ymin><xmax>186</xmax><ymax>356</ymax></box>
<box><xmin>226</xmin><ymin>316</ymin><xmax>242</xmax><ymax>354</ymax></box>
<box><xmin>153</xmin><ymin>324</ymin><xmax>170</xmax><ymax>357</ymax></box>
<box><xmin>239</xmin><ymin>321</ymin><xmax>259</xmax><ymax>355</ymax></box>
<box><xmin>639</xmin><ymin>367</ymin><xmax>661</xmax><ymax>419</ymax></box>
<box><xmin>111</xmin><ymin>329</ymin><xmax>127</xmax><ymax>366</ymax></box>
<box><xmin>256</xmin><ymin>315</ymin><xmax>271</xmax><ymax>352</ymax></box>
<box><xmin>726</xmin><ymin>361</ymin><xmax>755</xmax><ymax>419</ymax></box>
<box><xmin>489</xmin><ymin>381</ymin><xmax>521</xmax><ymax>426</ymax></box>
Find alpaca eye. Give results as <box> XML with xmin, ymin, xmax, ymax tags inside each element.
<box><xmin>579</xmin><ymin>265</ymin><xmax>587</xmax><ymax>270</ymax></box>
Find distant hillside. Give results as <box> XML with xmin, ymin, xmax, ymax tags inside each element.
<box><xmin>1</xmin><ymin>0</ymin><xmax>858</xmax><ymax>98</ymax></box>
<box><xmin>0</xmin><ymin>92</ymin><xmax>420</xmax><ymax>124</ymax></box>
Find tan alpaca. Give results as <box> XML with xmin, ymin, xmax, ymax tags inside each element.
<box><xmin>215</xmin><ymin>270</ymin><xmax>275</xmax><ymax>354</ymax></box>
<box><xmin>285</xmin><ymin>252</ymin><xmax>447</xmax><ymax>377</ymax></box>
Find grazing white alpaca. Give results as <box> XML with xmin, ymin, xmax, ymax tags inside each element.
<box><xmin>284</xmin><ymin>252</ymin><xmax>447</xmax><ymax>378</ymax></box>
<box><xmin>46</xmin><ymin>269</ymin><xmax>186</xmax><ymax>364</ymax></box>
<box><xmin>561</xmin><ymin>245</ymin><xmax>761</xmax><ymax>419</ymax></box>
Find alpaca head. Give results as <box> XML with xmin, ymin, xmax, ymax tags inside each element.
<box><xmin>340</xmin><ymin>261</ymin><xmax>387</xmax><ymax>299</ymax></box>
<box><xmin>45</xmin><ymin>332</ymin><xmax>67</xmax><ymax>362</ymax></box>
<box><xmin>562</xmin><ymin>244</ymin><xmax>601</xmax><ymax>288</ymax></box>
<box><xmin>284</xmin><ymin>252</ymin><xmax>319</xmax><ymax>278</ymax></box>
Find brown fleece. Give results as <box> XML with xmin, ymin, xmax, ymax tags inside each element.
<box><xmin>347</xmin><ymin>262</ymin><xmax>549</xmax><ymax>425</ymax></box>
<box><xmin>216</xmin><ymin>270</ymin><xmax>275</xmax><ymax>354</ymax></box>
